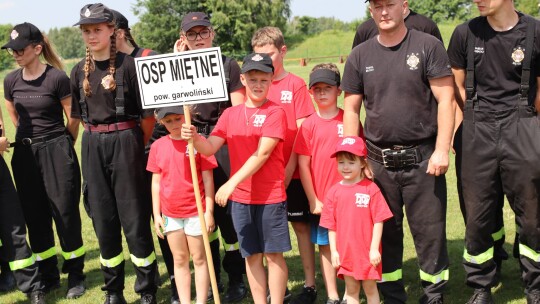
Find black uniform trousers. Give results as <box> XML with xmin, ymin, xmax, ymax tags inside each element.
<box><xmin>370</xmin><ymin>151</ymin><xmax>449</xmax><ymax>304</ymax></box>
<box><xmin>455</xmin><ymin>126</ymin><xmax>508</xmax><ymax>275</ymax></box>
<box><xmin>458</xmin><ymin>103</ymin><xmax>540</xmax><ymax>292</ymax></box>
<box><xmin>81</xmin><ymin>127</ymin><xmax>157</xmax><ymax>294</ymax></box>
<box><xmin>11</xmin><ymin>133</ymin><xmax>84</xmax><ymax>287</ymax></box>
<box><xmin>208</xmin><ymin>142</ymin><xmax>245</xmax><ymax>284</ymax></box>
<box><xmin>0</xmin><ymin>156</ymin><xmax>42</xmax><ymax>294</ymax></box>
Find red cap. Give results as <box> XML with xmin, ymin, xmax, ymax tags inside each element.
<box><xmin>331</xmin><ymin>136</ymin><xmax>367</xmax><ymax>158</ymax></box>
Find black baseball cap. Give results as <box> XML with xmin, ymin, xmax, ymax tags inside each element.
<box><xmin>156</xmin><ymin>106</ymin><xmax>185</xmax><ymax>120</ymax></box>
<box><xmin>241</xmin><ymin>53</ymin><xmax>274</xmax><ymax>74</ymax></box>
<box><xmin>1</xmin><ymin>23</ymin><xmax>43</xmax><ymax>50</ymax></box>
<box><xmin>309</xmin><ymin>69</ymin><xmax>341</xmax><ymax>88</ymax></box>
<box><xmin>111</xmin><ymin>9</ymin><xmax>129</xmax><ymax>30</ymax></box>
<box><xmin>74</xmin><ymin>3</ymin><xmax>114</xmax><ymax>26</ymax></box>
<box><xmin>181</xmin><ymin>12</ymin><xmax>211</xmax><ymax>32</ymax></box>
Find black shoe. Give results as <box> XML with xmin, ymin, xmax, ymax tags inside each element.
<box><xmin>207</xmin><ymin>282</ymin><xmax>225</xmax><ymax>302</ymax></box>
<box><xmin>224</xmin><ymin>281</ymin><xmax>248</xmax><ymax>303</ymax></box>
<box><xmin>29</xmin><ymin>290</ymin><xmax>46</xmax><ymax>304</ymax></box>
<box><xmin>290</xmin><ymin>286</ymin><xmax>317</xmax><ymax>304</ymax></box>
<box><xmin>467</xmin><ymin>289</ymin><xmax>494</xmax><ymax>304</ymax></box>
<box><xmin>0</xmin><ymin>270</ymin><xmax>16</xmax><ymax>292</ymax></box>
<box><xmin>528</xmin><ymin>290</ymin><xmax>540</xmax><ymax>304</ymax></box>
<box><xmin>104</xmin><ymin>292</ymin><xmax>127</xmax><ymax>304</ymax></box>
<box><xmin>141</xmin><ymin>292</ymin><xmax>157</xmax><ymax>304</ymax></box>
<box><xmin>267</xmin><ymin>287</ymin><xmax>292</xmax><ymax>303</ymax></box>
<box><xmin>66</xmin><ymin>279</ymin><xmax>86</xmax><ymax>299</ymax></box>
<box><xmin>325</xmin><ymin>298</ymin><xmax>340</xmax><ymax>304</ymax></box>
<box><xmin>340</xmin><ymin>299</ymin><xmax>347</xmax><ymax>304</ymax></box>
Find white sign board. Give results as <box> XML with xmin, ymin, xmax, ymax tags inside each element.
<box><xmin>135</xmin><ymin>47</ymin><xmax>228</xmax><ymax>109</ymax></box>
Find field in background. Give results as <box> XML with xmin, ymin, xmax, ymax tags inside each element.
<box><xmin>0</xmin><ymin>24</ymin><xmax>525</xmax><ymax>303</ymax></box>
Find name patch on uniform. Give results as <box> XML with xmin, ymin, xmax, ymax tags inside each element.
<box><xmin>135</xmin><ymin>47</ymin><xmax>228</xmax><ymax>109</ymax></box>
<box><xmin>355</xmin><ymin>193</ymin><xmax>370</xmax><ymax>208</ymax></box>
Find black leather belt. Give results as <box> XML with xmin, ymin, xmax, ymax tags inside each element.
<box><xmin>10</xmin><ymin>132</ymin><xmax>65</xmax><ymax>147</ymax></box>
<box><xmin>366</xmin><ymin>140</ymin><xmax>433</xmax><ymax>169</ymax></box>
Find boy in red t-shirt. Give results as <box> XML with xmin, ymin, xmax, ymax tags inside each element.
<box><xmin>147</xmin><ymin>106</ymin><xmax>217</xmax><ymax>304</ymax></box>
<box><xmin>181</xmin><ymin>53</ymin><xmax>291</xmax><ymax>304</ymax></box>
<box><xmin>320</xmin><ymin>137</ymin><xmax>393</xmax><ymax>304</ymax></box>
<box><xmin>294</xmin><ymin>64</ymin><xmax>355</xmax><ymax>303</ymax></box>
<box><xmin>251</xmin><ymin>26</ymin><xmax>316</xmax><ymax>303</ymax></box>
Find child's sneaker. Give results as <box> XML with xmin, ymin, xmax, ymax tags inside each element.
<box><xmin>326</xmin><ymin>298</ymin><xmax>340</xmax><ymax>304</ymax></box>
<box><xmin>290</xmin><ymin>286</ymin><xmax>317</xmax><ymax>304</ymax></box>
<box><xmin>340</xmin><ymin>299</ymin><xmax>347</xmax><ymax>304</ymax></box>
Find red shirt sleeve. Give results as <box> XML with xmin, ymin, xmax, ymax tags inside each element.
<box><xmin>369</xmin><ymin>183</ymin><xmax>393</xmax><ymax>223</ymax></box>
<box><xmin>146</xmin><ymin>141</ymin><xmax>161</xmax><ymax>173</ymax></box>
<box><xmin>293</xmin><ymin>79</ymin><xmax>315</xmax><ymax>120</ymax></box>
<box><xmin>320</xmin><ymin>185</ymin><xmax>337</xmax><ymax>230</ymax></box>
<box><xmin>200</xmin><ymin>153</ymin><xmax>218</xmax><ymax>171</ymax></box>
<box><xmin>293</xmin><ymin>118</ymin><xmax>312</xmax><ymax>156</ymax></box>
<box><xmin>261</xmin><ymin>106</ymin><xmax>287</xmax><ymax>140</ymax></box>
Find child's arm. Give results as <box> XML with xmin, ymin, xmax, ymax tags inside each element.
<box><xmin>151</xmin><ymin>173</ymin><xmax>165</xmax><ymax>239</ymax></box>
<box><xmin>215</xmin><ymin>136</ymin><xmax>280</xmax><ymax>206</ymax></box>
<box><xmin>202</xmin><ymin>169</ymin><xmax>215</xmax><ymax>232</ymax></box>
<box><xmin>369</xmin><ymin>222</ymin><xmax>384</xmax><ymax>267</ymax></box>
<box><xmin>181</xmin><ymin>124</ymin><xmax>225</xmax><ymax>156</ymax></box>
<box><xmin>298</xmin><ymin>154</ymin><xmax>324</xmax><ymax>215</ymax></box>
<box><xmin>329</xmin><ymin>229</ymin><xmax>340</xmax><ymax>269</ymax></box>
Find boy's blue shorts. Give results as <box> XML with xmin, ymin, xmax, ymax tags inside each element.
<box><xmin>230</xmin><ymin>200</ymin><xmax>292</xmax><ymax>257</ymax></box>
<box><xmin>310</xmin><ymin>220</ymin><xmax>329</xmax><ymax>245</ymax></box>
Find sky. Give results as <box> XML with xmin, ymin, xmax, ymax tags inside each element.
<box><xmin>0</xmin><ymin>0</ymin><xmax>367</xmax><ymax>31</ymax></box>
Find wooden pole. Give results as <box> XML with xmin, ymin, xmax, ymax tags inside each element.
<box><xmin>183</xmin><ymin>105</ymin><xmax>221</xmax><ymax>304</ymax></box>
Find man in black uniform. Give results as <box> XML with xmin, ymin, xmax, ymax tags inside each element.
<box><xmin>0</xmin><ymin>111</ymin><xmax>45</xmax><ymax>304</ymax></box>
<box><xmin>342</xmin><ymin>0</ymin><xmax>456</xmax><ymax>303</ymax></box>
<box><xmin>351</xmin><ymin>5</ymin><xmax>442</xmax><ymax>48</ymax></box>
<box><xmin>173</xmin><ymin>12</ymin><xmax>248</xmax><ymax>303</ymax></box>
<box><xmin>448</xmin><ymin>0</ymin><xmax>540</xmax><ymax>303</ymax></box>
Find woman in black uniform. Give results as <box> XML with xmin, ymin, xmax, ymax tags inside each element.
<box><xmin>70</xmin><ymin>3</ymin><xmax>158</xmax><ymax>304</ymax></box>
<box><xmin>2</xmin><ymin>22</ymin><xmax>85</xmax><ymax>299</ymax></box>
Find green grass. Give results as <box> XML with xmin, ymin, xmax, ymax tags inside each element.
<box><xmin>0</xmin><ymin>24</ymin><xmax>527</xmax><ymax>303</ymax></box>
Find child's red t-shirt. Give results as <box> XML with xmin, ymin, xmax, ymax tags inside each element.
<box><xmin>294</xmin><ymin>109</ymin><xmax>344</xmax><ymax>199</ymax></box>
<box><xmin>211</xmin><ymin>100</ymin><xmax>287</xmax><ymax>204</ymax></box>
<box><xmin>267</xmin><ymin>73</ymin><xmax>315</xmax><ymax>178</ymax></box>
<box><xmin>320</xmin><ymin>179</ymin><xmax>393</xmax><ymax>280</ymax></box>
<box><xmin>147</xmin><ymin>136</ymin><xmax>217</xmax><ymax>218</ymax></box>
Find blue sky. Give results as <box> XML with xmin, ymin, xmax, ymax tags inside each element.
<box><xmin>0</xmin><ymin>0</ymin><xmax>367</xmax><ymax>31</ymax></box>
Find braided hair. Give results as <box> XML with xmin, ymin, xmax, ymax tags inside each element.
<box><xmin>82</xmin><ymin>23</ymin><xmax>117</xmax><ymax>97</ymax></box>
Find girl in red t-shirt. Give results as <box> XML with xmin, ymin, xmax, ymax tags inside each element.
<box><xmin>147</xmin><ymin>106</ymin><xmax>217</xmax><ymax>304</ymax></box>
<box><xmin>320</xmin><ymin>137</ymin><xmax>393</xmax><ymax>304</ymax></box>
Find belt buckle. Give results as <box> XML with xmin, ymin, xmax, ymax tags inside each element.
<box><xmin>21</xmin><ymin>138</ymin><xmax>32</xmax><ymax>145</ymax></box>
<box><xmin>382</xmin><ymin>148</ymin><xmax>407</xmax><ymax>168</ymax></box>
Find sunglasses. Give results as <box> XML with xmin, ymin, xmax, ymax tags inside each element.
<box><xmin>6</xmin><ymin>48</ymin><xmax>25</xmax><ymax>56</ymax></box>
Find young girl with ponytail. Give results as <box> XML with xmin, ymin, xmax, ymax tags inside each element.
<box><xmin>70</xmin><ymin>3</ymin><xmax>158</xmax><ymax>304</ymax></box>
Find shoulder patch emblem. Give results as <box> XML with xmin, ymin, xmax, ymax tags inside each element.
<box><xmin>407</xmin><ymin>53</ymin><xmax>420</xmax><ymax>70</ymax></box>
<box><xmin>512</xmin><ymin>47</ymin><xmax>525</xmax><ymax>66</ymax></box>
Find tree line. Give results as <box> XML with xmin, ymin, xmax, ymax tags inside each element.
<box><xmin>0</xmin><ymin>0</ymin><xmax>539</xmax><ymax>71</ymax></box>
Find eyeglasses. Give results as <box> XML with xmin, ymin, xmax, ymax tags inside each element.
<box><xmin>6</xmin><ymin>48</ymin><xmax>25</xmax><ymax>56</ymax></box>
<box><xmin>184</xmin><ymin>29</ymin><xmax>212</xmax><ymax>41</ymax></box>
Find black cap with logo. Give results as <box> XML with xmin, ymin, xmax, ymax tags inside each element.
<box><xmin>1</xmin><ymin>23</ymin><xmax>43</xmax><ymax>50</ymax></box>
<box><xmin>181</xmin><ymin>12</ymin><xmax>212</xmax><ymax>32</ymax></box>
<box><xmin>241</xmin><ymin>53</ymin><xmax>274</xmax><ymax>74</ymax></box>
<box><xmin>74</xmin><ymin>3</ymin><xmax>114</xmax><ymax>26</ymax></box>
